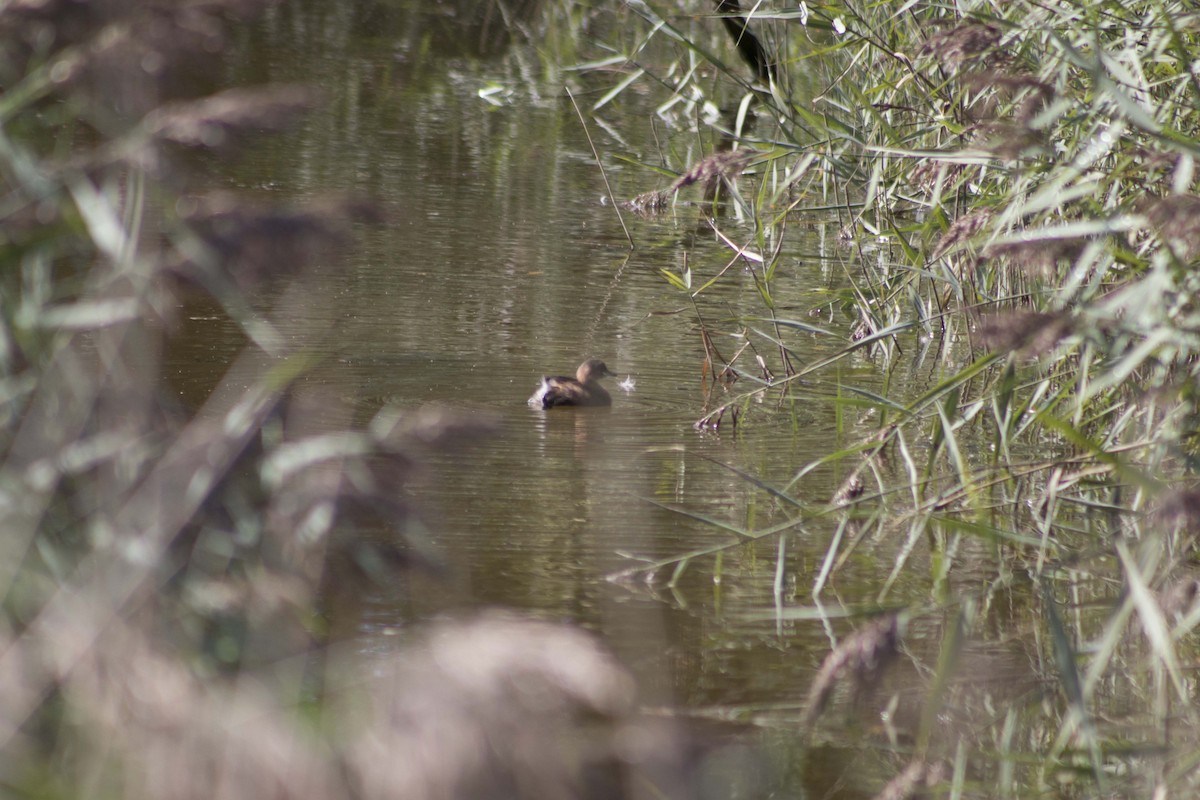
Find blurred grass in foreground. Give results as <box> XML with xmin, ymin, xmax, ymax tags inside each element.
<box><xmin>0</xmin><ymin>2</ymin><xmax>715</xmax><ymax>799</ymax></box>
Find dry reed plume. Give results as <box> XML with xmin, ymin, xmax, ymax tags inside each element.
<box><xmin>917</xmin><ymin>21</ymin><xmax>1003</xmax><ymax>72</ymax></box>
<box><xmin>629</xmin><ymin>150</ymin><xmax>755</xmax><ymax>213</ymax></box>
<box><xmin>976</xmin><ymin>310</ymin><xmax>1074</xmax><ymax>357</ymax></box>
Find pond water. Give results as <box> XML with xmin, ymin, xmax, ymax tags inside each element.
<box><xmin>166</xmin><ymin>1</ymin><xmax>1050</xmax><ymax>795</ymax></box>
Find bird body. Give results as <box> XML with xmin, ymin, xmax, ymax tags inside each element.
<box><xmin>528</xmin><ymin>358</ymin><xmax>616</xmax><ymax>408</ymax></box>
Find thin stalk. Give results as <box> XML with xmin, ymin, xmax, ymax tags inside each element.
<box><xmin>565</xmin><ymin>86</ymin><xmax>633</xmax><ymax>249</ymax></box>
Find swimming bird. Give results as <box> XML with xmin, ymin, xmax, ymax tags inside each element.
<box><xmin>528</xmin><ymin>358</ymin><xmax>616</xmax><ymax>408</ymax></box>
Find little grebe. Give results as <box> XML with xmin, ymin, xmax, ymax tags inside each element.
<box><xmin>528</xmin><ymin>358</ymin><xmax>616</xmax><ymax>408</ymax></box>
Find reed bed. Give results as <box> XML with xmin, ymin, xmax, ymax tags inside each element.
<box><xmin>592</xmin><ymin>0</ymin><xmax>1200</xmax><ymax>795</ymax></box>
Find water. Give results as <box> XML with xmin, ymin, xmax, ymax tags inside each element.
<box><xmin>170</xmin><ymin>1</ymin><xmax>1047</xmax><ymax>794</ymax></box>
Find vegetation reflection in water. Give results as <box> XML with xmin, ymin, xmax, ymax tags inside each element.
<box><xmin>4</xmin><ymin>0</ymin><xmax>1200</xmax><ymax>798</ymax></box>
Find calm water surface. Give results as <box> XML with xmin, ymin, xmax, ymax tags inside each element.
<box><xmin>168</xmin><ymin>1</ymin><xmax>1044</xmax><ymax>793</ymax></box>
